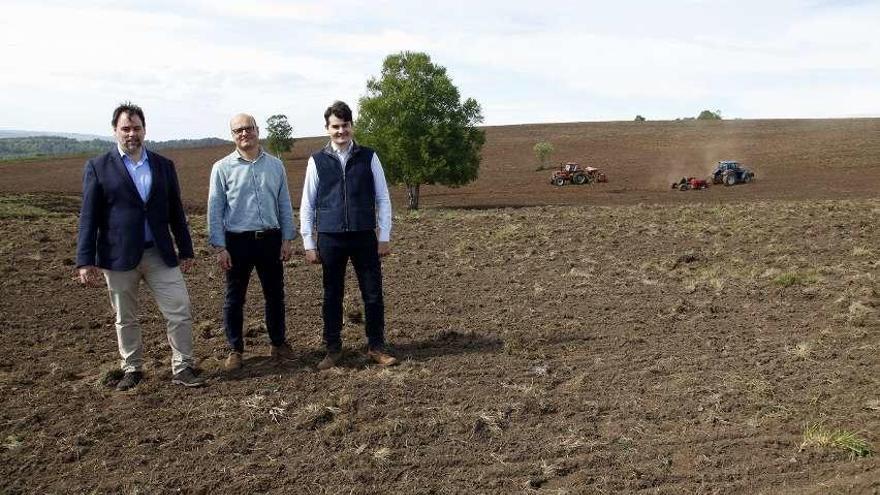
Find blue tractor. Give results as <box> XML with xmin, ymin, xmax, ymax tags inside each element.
<box><xmin>711</xmin><ymin>160</ymin><xmax>755</xmax><ymax>186</ymax></box>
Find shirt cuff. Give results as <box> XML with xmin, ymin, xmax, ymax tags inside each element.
<box><xmin>301</xmin><ymin>233</ymin><xmax>316</xmax><ymax>251</ymax></box>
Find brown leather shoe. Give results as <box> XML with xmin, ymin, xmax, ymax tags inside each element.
<box><xmin>271</xmin><ymin>343</ymin><xmax>294</xmax><ymax>361</ymax></box>
<box><xmin>224</xmin><ymin>351</ymin><xmax>243</xmax><ymax>371</ymax></box>
<box><xmin>366</xmin><ymin>348</ymin><xmax>398</xmax><ymax>367</ymax></box>
<box><xmin>316</xmin><ymin>352</ymin><xmax>342</xmax><ymax>371</ymax></box>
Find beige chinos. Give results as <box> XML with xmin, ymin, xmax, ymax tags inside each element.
<box><xmin>103</xmin><ymin>247</ymin><xmax>194</xmax><ymax>374</ymax></box>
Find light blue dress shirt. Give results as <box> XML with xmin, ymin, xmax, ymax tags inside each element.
<box><xmin>118</xmin><ymin>146</ymin><xmax>153</xmax><ymax>243</ymax></box>
<box><xmin>207</xmin><ymin>149</ymin><xmax>296</xmax><ymax>248</ymax></box>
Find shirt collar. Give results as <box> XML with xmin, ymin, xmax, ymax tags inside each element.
<box><xmin>117</xmin><ymin>145</ymin><xmax>147</xmax><ymax>166</ymax></box>
<box><xmin>235</xmin><ymin>147</ymin><xmax>265</xmax><ymax>163</ymax></box>
<box><xmin>329</xmin><ymin>140</ymin><xmax>353</xmax><ymax>155</ymax></box>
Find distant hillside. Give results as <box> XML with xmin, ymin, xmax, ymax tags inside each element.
<box><xmin>0</xmin><ymin>130</ymin><xmax>113</xmax><ymax>141</ymax></box>
<box><xmin>0</xmin><ymin>136</ymin><xmax>231</xmax><ymax>160</ymax></box>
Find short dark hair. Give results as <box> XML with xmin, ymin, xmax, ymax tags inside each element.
<box><xmin>324</xmin><ymin>100</ymin><xmax>352</xmax><ymax>126</ymax></box>
<box><xmin>112</xmin><ymin>102</ymin><xmax>145</xmax><ymax>128</ymax></box>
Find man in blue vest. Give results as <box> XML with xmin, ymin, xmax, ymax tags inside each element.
<box><xmin>300</xmin><ymin>101</ymin><xmax>397</xmax><ymax>369</ymax></box>
<box><xmin>76</xmin><ymin>102</ymin><xmax>204</xmax><ymax>390</ymax></box>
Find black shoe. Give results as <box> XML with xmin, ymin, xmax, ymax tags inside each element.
<box><xmin>171</xmin><ymin>368</ymin><xmax>206</xmax><ymax>388</ymax></box>
<box><xmin>116</xmin><ymin>371</ymin><xmax>143</xmax><ymax>391</ymax></box>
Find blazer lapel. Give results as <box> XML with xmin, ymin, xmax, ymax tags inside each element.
<box><xmin>110</xmin><ymin>150</ymin><xmax>144</xmax><ymax>203</ymax></box>
<box><xmin>145</xmin><ymin>151</ymin><xmax>161</xmax><ymax>205</ymax></box>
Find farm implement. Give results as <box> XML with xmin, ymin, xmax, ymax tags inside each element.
<box><xmin>671</xmin><ymin>177</ymin><xmax>710</xmax><ymax>191</ymax></box>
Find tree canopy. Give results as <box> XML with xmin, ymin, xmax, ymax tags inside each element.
<box><xmin>533</xmin><ymin>141</ymin><xmax>554</xmax><ymax>169</ymax></box>
<box><xmin>697</xmin><ymin>109</ymin><xmax>722</xmax><ymax>120</ymax></box>
<box><xmin>357</xmin><ymin>51</ymin><xmax>485</xmax><ymax>209</ymax></box>
<box><xmin>265</xmin><ymin>114</ymin><xmax>294</xmax><ymax>158</ymax></box>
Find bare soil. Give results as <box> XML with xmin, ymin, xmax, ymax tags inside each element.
<box><xmin>1</xmin><ymin>118</ymin><xmax>879</xmax><ymax>493</ymax></box>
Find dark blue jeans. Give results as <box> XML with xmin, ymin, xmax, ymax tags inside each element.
<box><xmin>223</xmin><ymin>230</ymin><xmax>286</xmax><ymax>352</ymax></box>
<box><xmin>317</xmin><ymin>231</ymin><xmax>385</xmax><ymax>352</ymax></box>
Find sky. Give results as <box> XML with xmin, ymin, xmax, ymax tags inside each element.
<box><xmin>0</xmin><ymin>0</ymin><xmax>878</xmax><ymax>141</ymax></box>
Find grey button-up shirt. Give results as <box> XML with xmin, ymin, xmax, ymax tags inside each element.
<box><xmin>207</xmin><ymin>149</ymin><xmax>296</xmax><ymax>248</ymax></box>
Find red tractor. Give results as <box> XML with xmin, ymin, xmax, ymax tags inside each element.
<box><xmin>671</xmin><ymin>177</ymin><xmax>710</xmax><ymax>191</ymax></box>
<box><xmin>550</xmin><ymin>162</ymin><xmax>608</xmax><ymax>186</ymax></box>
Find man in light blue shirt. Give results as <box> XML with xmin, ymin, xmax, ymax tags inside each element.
<box><xmin>207</xmin><ymin>113</ymin><xmax>296</xmax><ymax>370</ymax></box>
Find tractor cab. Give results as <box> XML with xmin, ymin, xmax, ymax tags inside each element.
<box><xmin>714</xmin><ymin>161</ymin><xmax>740</xmax><ymax>174</ymax></box>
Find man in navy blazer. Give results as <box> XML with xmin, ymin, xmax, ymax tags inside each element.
<box><xmin>76</xmin><ymin>102</ymin><xmax>203</xmax><ymax>390</ymax></box>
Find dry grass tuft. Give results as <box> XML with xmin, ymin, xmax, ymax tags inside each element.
<box><xmin>473</xmin><ymin>409</ymin><xmax>511</xmax><ymax>437</ymax></box>
<box><xmin>801</xmin><ymin>423</ymin><xmax>873</xmax><ymax>458</ymax></box>
<box><xmin>852</xmin><ymin>246</ymin><xmax>873</xmax><ymax>257</ymax></box>
<box><xmin>557</xmin><ymin>435</ymin><xmax>586</xmax><ymax>454</ymax></box>
<box><xmin>3</xmin><ymin>435</ymin><xmax>23</xmax><ymax>451</ymax></box>
<box><xmin>540</xmin><ymin>460</ymin><xmax>561</xmax><ymax>478</ymax></box>
<box><xmin>372</xmin><ymin>447</ymin><xmax>393</xmax><ymax>463</ymax></box>
<box><xmin>787</xmin><ymin>341</ymin><xmax>814</xmax><ymax>360</ymax></box>
<box><xmin>847</xmin><ymin>301</ymin><xmax>876</xmax><ymax>327</ymax></box>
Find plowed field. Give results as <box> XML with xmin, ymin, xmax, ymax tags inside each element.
<box><xmin>1</xmin><ymin>118</ymin><xmax>879</xmax><ymax>493</ymax></box>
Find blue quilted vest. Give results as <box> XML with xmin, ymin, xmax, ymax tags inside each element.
<box><xmin>312</xmin><ymin>142</ymin><xmax>377</xmax><ymax>233</ymax></box>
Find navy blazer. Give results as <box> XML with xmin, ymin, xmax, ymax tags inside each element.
<box><xmin>76</xmin><ymin>149</ymin><xmax>194</xmax><ymax>271</ymax></box>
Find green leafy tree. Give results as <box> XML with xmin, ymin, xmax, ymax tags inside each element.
<box><xmin>357</xmin><ymin>51</ymin><xmax>485</xmax><ymax>209</ymax></box>
<box><xmin>533</xmin><ymin>141</ymin><xmax>554</xmax><ymax>170</ymax></box>
<box><xmin>634</xmin><ymin>115</ymin><xmax>646</xmax><ymax>122</ymax></box>
<box><xmin>697</xmin><ymin>109</ymin><xmax>722</xmax><ymax>120</ymax></box>
<box><xmin>265</xmin><ymin>114</ymin><xmax>294</xmax><ymax>158</ymax></box>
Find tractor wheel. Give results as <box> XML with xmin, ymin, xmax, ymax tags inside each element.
<box><xmin>743</xmin><ymin>174</ymin><xmax>752</xmax><ymax>183</ymax></box>
<box><xmin>678</xmin><ymin>183</ymin><xmax>690</xmax><ymax>191</ymax></box>
<box><xmin>724</xmin><ymin>174</ymin><xmax>736</xmax><ymax>186</ymax></box>
<box><xmin>573</xmin><ymin>174</ymin><xmax>586</xmax><ymax>185</ymax></box>
<box><xmin>554</xmin><ymin>177</ymin><xmax>566</xmax><ymax>187</ymax></box>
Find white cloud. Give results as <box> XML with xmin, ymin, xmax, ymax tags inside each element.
<box><xmin>192</xmin><ymin>0</ymin><xmax>333</xmax><ymax>21</ymax></box>
<box><xmin>1</xmin><ymin>0</ymin><xmax>878</xmax><ymax>139</ymax></box>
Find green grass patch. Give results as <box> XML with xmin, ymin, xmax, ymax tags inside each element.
<box><xmin>0</xmin><ymin>197</ymin><xmax>55</xmax><ymax>218</ymax></box>
<box><xmin>801</xmin><ymin>423</ymin><xmax>873</xmax><ymax>458</ymax></box>
<box><xmin>0</xmin><ymin>194</ymin><xmax>80</xmax><ymax>218</ymax></box>
<box><xmin>772</xmin><ymin>271</ymin><xmax>818</xmax><ymax>287</ymax></box>
<box><xmin>2</xmin><ymin>435</ymin><xmax>23</xmax><ymax>451</ymax></box>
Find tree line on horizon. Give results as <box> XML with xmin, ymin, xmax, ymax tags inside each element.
<box><xmin>0</xmin><ymin>136</ymin><xmax>231</xmax><ymax>160</ymax></box>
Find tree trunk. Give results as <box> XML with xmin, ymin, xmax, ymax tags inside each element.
<box><xmin>406</xmin><ymin>184</ymin><xmax>420</xmax><ymax>210</ymax></box>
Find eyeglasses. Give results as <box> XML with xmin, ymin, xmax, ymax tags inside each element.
<box><xmin>232</xmin><ymin>125</ymin><xmax>256</xmax><ymax>135</ymax></box>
